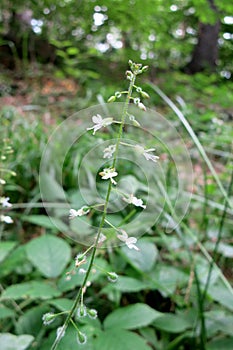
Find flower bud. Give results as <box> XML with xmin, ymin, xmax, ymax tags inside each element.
<box><xmin>76</xmin><ymin>330</ymin><xmax>87</xmax><ymax>345</ymax></box>
<box><xmin>126</xmin><ymin>70</ymin><xmax>133</xmax><ymax>80</ymax></box>
<box><xmin>138</xmin><ymin>102</ymin><xmax>146</xmax><ymax>111</ymax></box>
<box><xmin>142</xmin><ymin>65</ymin><xmax>149</xmax><ymax>72</ymax></box>
<box><xmin>77</xmin><ymin>305</ymin><xmax>87</xmax><ymax>318</ymax></box>
<box><xmin>75</xmin><ymin>253</ymin><xmax>87</xmax><ymax>268</ymax></box>
<box><xmin>87</xmin><ymin>308</ymin><xmax>98</xmax><ymax>319</ymax></box>
<box><xmin>107</xmin><ymin>95</ymin><xmax>116</xmax><ymax>103</ymax></box>
<box><xmin>42</xmin><ymin>312</ymin><xmax>56</xmax><ymax>325</ymax></box>
<box><xmin>107</xmin><ymin>272</ymin><xmax>118</xmax><ymax>282</ymax></box>
<box><xmin>140</xmin><ymin>91</ymin><xmax>150</xmax><ymax>99</ymax></box>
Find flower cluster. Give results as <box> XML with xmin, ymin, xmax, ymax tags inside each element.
<box><xmin>51</xmin><ymin>61</ymin><xmax>159</xmax><ymax>350</ymax></box>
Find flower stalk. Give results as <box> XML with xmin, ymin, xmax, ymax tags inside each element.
<box><xmin>51</xmin><ymin>61</ymin><xmax>148</xmax><ymax>350</ymax></box>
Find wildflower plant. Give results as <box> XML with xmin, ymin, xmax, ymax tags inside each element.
<box><xmin>0</xmin><ymin>139</ymin><xmax>15</xmax><ymax>228</ymax></box>
<box><xmin>39</xmin><ymin>59</ymin><xmax>195</xmax><ymax>349</ymax></box>
<box><xmin>44</xmin><ymin>60</ymin><xmax>161</xmax><ymax>349</ymax></box>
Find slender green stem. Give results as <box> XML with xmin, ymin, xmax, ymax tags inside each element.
<box><xmin>51</xmin><ymin>69</ymin><xmax>137</xmax><ymax>350</ymax></box>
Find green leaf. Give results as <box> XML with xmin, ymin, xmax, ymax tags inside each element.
<box><xmin>105</xmin><ymin>276</ymin><xmax>150</xmax><ymax>293</ymax></box>
<box><xmin>0</xmin><ymin>242</ymin><xmax>17</xmax><ymax>263</ymax></box>
<box><xmin>16</xmin><ymin>305</ymin><xmax>49</xmax><ymax>336</ymax></box>
<box><xmin>21</xmin><ymin>215</ymin><xmax>68</xmax><ymax>232</ymax></box>
<box><xmin>48</xmin><ymin>298</ymin><xmax>73</xmax><ymax>312</ymax></box>
<box><xmin>0</xmin><ymin>305</ymin><xmax>15</xmax><ymax>319</ymax></box>
<box><xmin>104</xmin><ymin>303</ymin><xmax>161</xmax><ymax>330</ymax></box>
<box><xmin>0</xmin><ymin>246</ymin><xmax>28</xmax><ymax>278</ymax></box>
<box><xmin>208</xmin><ymin>283</ymin><xmax>233</xmax><ymax>312</ymax></box>
<box><xmin>26</xmin><ymin>235</ymin><xmax>71</xmax><ymax>278</ymax></box>
<box><xmin>148</xmin><ymin>264</ymin><xmax>188</xmax><ymax>296</ymax></box>
<box><xmin>121</xmin><ymin>239</ymin><xmax>158</xmax><ymax>272</ymax></box>
<box><xmin>0</xmin><ymin>281</ymin><xmax>61</xmax><ymax>301</ymax></box>
<box><xmin>95</xmin><ymin>328</ymin><xmax>152</xmax><ymax>350</ymax></box>
<box><xmin>207</xmin><ymin>337</ymin><xmax>233</xmax><ymax>350</ymax></box>
<box><xmin>0</xmin><ymin>333</ymin><xmax>34</xmax><ymax>350</ymax></box>
<box><xmin>205</xmin><ymin>310</ymin><xmax>233</xmax><ymax>337</ymax></box>
<box><xmin>57</xmin><ymin>267</ymin><xmax>83</xmax><ymax>292</ymax></box>
<box><xmin>153</xmin><ymin>313</ymin><xmax>192</xmax><ymax>333</ymax></box>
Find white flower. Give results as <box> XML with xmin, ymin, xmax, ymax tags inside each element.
<box><xmin>0</xmin><ymin>178</ymin><xmax>6</xmax><ymax>185</ymax></box>
<box><xmin>0</xmin><ymin>197</ymin><xmax>12</xmax><ymax>208</ymax></box>
<box><xmin>69</xmin><ymin>206</ymin><xmax>89</xmax><ymax>219</ymax></box>
<box><xmin>123</xmin><ymin>194</ymin><xmax>146</xmax><ymax>209</ymax></box>
<box><xmin>135</xmin><ymin>145</ymin><xmax>159</xmax><ymax>163</ymax></box>
<box><xmin>99</xmin><ymin>167</ymin><xmax>118</xmax><ymax>185</ymax></box>
<box><xmin>79</xmin><ymin>268</ymin><xmax>87</xmax><ymax>274</ymax></box>
<box><xmin>87</xmin><ymin>114</ymin><xmax>113</xmax><ymax>135</ymax></box>
<box><xmin>103</xmin><ymin>144</ymin><xmax>116</xmax><ymax>159</ymax></box>
<box><xmin>0</xmin><ymin>215</ymin><xmax>13</xmax><ymax>224</ymax></box>
<box><xmin>117</xmin><ymin>229</ymin><xmax>139</xmax><ymax>251</ymax></box>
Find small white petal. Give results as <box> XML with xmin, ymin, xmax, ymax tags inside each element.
<box><xmin>69</xmin><ymin>209</ymin><xmax>78</xmax><ymax>219</ymax></box>
<box><xmin>0</xmin><ymin>215</ymin><xmax>13</xmax><ymax>224</ymax></box>
<box><xmin>117</xmin><ymin>229</ymin><xmax>128</xmax><ymax>242</ymax></box>
<box><xmin>0</xmin><ymin>197</ymin><xmax>12</xmax><ymax>208</ymax></box>
<box><xmin>92</xmin><ymin>114</ymin><xmax>102</xmax><ymax>124</ymax></box>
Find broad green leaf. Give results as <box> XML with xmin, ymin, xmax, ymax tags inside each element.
<box><xmin>0</xmin><ymin>281</ymin><xmax>61</xmax><ymax>301</ymax></box>
<box><xmin>148</xmin><ymin>264</ymin><xmax>188</xmax><ymax>296</ymax></box>
<box><xmin>0</xmin><ymin>242</ymin><xmax>17</xmax><ymax>263</ymax></box>
<box><xmin>16</xmin><ymin>305</ymin><xmax>49</xmax><ymax>336</ymax></box>
<box><xmin>208</xmin><ymin>283</ymin><xmax>233</xmax><ymax>312</ymax></box>
<box><xmin>109</xmin><ymin>276</ymin><xmax>150</xmax><ymax>293</ymax></box>
<box><xmin>0</xmin><ymin>305</ymin><xmax>15</xmax><ymax>319</ymax></box>
<box><xmin>153</xmin><ymin>313</ymin><xmax>192</xmax><ymax>333</ymax></box>
<box><xmin>104</xmin><ymin>303</ymin><xmax>162</xmax><ymax>330</ymax></box>
<box><xmin>0</xmin><ymin>333</ymin><xmax>34</xmax><ymax>350</ymax></box>
<box><xmin>48</xmin><ymin>298</ymin><xmax>73</xmax><ymax>312</ymax></box>
<box><xmin>26</xmin><ymin>235</ymin><xmax>71</xmax><ymax>278</ymax></box>
<box><xmin>0</xmin><ymin>246</ymin><xmax>29</xmax><ymax>278</ymax></box>
<box><xmin>21</xmin><ymin>215</ymin><xmax>68</xmax><ymax>232</ymax></box>
<box><xmin>207</xmin><ymin>337</ymin><xmax>233</xmax><ymax>350</ymax></box>
<box><xmin>121</xmin><ymin>239</ymin><xmax>158</xmax><ymax>272</ymax></box>
<box><xmin>205</xmin><ymin>310</ymin><xmax>233</xmax><ymax>337</ymax></box>
<box><xmin>95</xmin><ymin>328</ymin><xmax>152</xmax><ymax>350</ymax></box>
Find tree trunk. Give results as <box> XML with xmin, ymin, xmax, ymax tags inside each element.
<box><xmin>185</xmin><ymin>0</ymin><xmax>220</xmax><ymax>74</ymax></box>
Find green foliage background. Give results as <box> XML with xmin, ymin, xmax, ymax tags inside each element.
<box><xmin>0</xmin><ymin>1</ymin><xmax>233</xmax><ymax>349</ymax></box>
